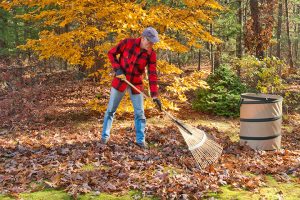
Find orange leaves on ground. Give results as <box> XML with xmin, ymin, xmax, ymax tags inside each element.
<box><xmin>1</xmin><ymin>71</ymin><xmax>299</xmax><ymax>199</ymax></box>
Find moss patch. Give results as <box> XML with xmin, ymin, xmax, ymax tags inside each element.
<box><xmin>78</xmin><ymin>190</ymin><xmax>158</xmax><ymax>200</ymax></box>
<box><xmin>0</xmin><ymin>195</ymin><xmax>14</xmax><ymax>200</ymax></box>
<box><xmin>282</xmin><ymin>125</ymin><xmax>294</xmax><ymax>134</ymax></box>
<box><xmin>81</xmin><ymin>164</ymin><xmax>96</xmax><ymax>171</ymax></box>
<box><xmin>19</xmin><ymin>189</ymin><xmax>71</xmax><ymax>200</ymax></box>
<box><xmin>0</xmin><ymin>190</ymin><xmax>157</xmax><ymax>200</ymax></box>
<box><xmin>206</xmin><ymin>175</ymin><xmax>300</xmax><ymax>200</ymax></box>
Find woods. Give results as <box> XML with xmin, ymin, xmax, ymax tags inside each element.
<box><xmin>0</xmin><ymin>0</ymin><xmax>300</xmax><ymax>199</ymax></box>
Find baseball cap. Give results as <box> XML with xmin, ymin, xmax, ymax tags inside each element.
<box><xmin>142</xmin><ymin>27</ymin><xmax>159</xmax><ymax>43</ymax></box>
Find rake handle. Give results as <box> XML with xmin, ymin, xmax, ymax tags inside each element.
<box><xmin>123</xmin><ymin>78</ymin><xmax>193</xmax><ymax>135</ymax></box>
<box><xmin>123</xmin><ymin>78</ymin><xmax>166</xmax><ymax>113</ymax></box>
<box><xmin>123</xmin><ymin>78</ymin><xmax>149</xmax><ymax>99</ymax></box>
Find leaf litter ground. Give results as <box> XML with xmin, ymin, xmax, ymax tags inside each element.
<box><xmin>0</xmin><ymin>70</ymin><xmax>300</xmax><ymax>199</ymax></box>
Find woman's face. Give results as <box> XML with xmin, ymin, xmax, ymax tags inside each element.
<box><xmin>141</xmin><ymin>37</ymin><xmax>154</xmax><ymax>51</ymax></box>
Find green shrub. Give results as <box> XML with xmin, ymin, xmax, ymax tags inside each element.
<box><xmin>232</xmin><ymin>55</ymin><xmax>288</xmax><ymax>94</ymax></box>
<box><xmin>192</xmin><ymin>66</ymin><xmax>247</xmax><ymax>117</ymax></box>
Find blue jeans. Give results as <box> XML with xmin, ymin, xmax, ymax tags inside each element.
<box><xmin>101</xmin><ymin>87</ymin><xmax>146</xmax><ymax>143</ymax></box>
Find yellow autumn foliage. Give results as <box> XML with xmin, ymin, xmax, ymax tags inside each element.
<box><xmin>1</xmin><ymin>0</ymin><xmax>222</xmax><ymax>113</ymax></box>
<box><xmin>167</xmin><ymin>71</ymin><xmax>209</xmax><ymax>102</ymax></box>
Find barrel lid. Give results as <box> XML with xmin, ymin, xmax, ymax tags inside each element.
<box><xmin>241</xmin><ymin>93</ymin><xmax>283</xmax><ymax>103</ymax></box>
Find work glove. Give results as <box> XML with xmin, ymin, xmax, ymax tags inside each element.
<box><xmin>153</xmin><ymin>98</ymin><xmax>162</xmax><ymax>111</ymax></box>
<box><xmin>115</xmin><ymin>68</ymin><xmax>126</xmax><ymax>80</ymax></box>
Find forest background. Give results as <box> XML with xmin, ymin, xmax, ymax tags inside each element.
<box><xmin>0</xmin><ymin>0</ymin><xmax>300</xmax><ymax>199</ymax></box>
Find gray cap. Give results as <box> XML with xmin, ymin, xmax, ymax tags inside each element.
<box><xmin>142</xmin><ymin>27</ymin><xmax>159</xmax><ymax>43</ymax></box>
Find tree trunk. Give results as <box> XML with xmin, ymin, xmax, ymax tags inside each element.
<box><xmin>236</xmin><ymin>0</ymin><xmax>243</xmax><ymax>59</ymax></box>
<box><xmin>23</xmin><ymin>6</ymin><xmax>32</xmax><ymax>62</ymax></box>
<box><xmin>209</xmin><ymin>24</ymin><xmax>214</xmax><ymax>73</ymax></box>
<box><xmin>63</xmin><ymin>25</ymin><xmax>70</xmax><ymax>70</ymax></box>
<box><xmin>294</xmin><ymin>5</ymin><xmax>299</xmax><ymax>64</ymax></box>
<box><xmin>244</xmin><ymin>0</ymin><xmax>248</xmax><ymax>28</ymax></box>
<box><xmin>285</xmin><ymin>0</ymin><xmax>294</xmax><ymax>72</ymax></box>
<box><xmin>13</xmin><ymin>10</ymin><xmax>20</xmax><ymax>58</ymax></box>
<box><xmin>0</xmin><ymin>13</ymin><xmax>6</xmax><ymax>50</ymax></box>
<box><xmin>267</xmin><ymin>0</ymin><xmax>275</xmax><ymax>58</ymax></box>
<box><xmin>177</xmin><ymin>52</ymin><xmax>181</xmax><ymax>69</ymax></box>
<box><xmin>276</xmin><ymin>0</ymin><xmax>283</xmax><ymax>58</ymax></box>
<box><xmin>250</xmin><ymin>0</ymin><xmax>264</xmax><ymax>59</ymax></box>
<box><xmin>269</xmin><ymin>45</ymin><xmax>273</xmax><ymax>57</ymax></box>
<box><xmin>197</xmin><ymin>49</ymin><xmax>201</xmax><ymax>71</ymax></box>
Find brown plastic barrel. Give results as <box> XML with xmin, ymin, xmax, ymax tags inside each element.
<box><xmin>240</xmin><ymin>93</ymin><xmax>283</xmax><ymax>150</ymax></box>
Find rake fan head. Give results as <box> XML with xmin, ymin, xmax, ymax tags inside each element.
<box><xmin>176</xmin><ymin>123</ymin><xmax>223</xmax><ymax>169</ymax></box>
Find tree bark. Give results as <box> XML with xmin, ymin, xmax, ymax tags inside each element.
<box><xmin>285</xmin><ymin>0</ymin><xmax>294</xmax><ymax>72</ymax></box>
<box><xmin>268</xmin><ymin>0</ymin><xmax>275</xmax><ymax>57</ymax></box>
<box><xmin>197</xmin><ymin>49</ymin><xmax>201</xmax><ymax>71</ymax></box>
<box><xmin>0</xmin><ymin>12</ymin><xmax>7</xmax><ymax>49</ymax></box>
<box><xmin>269</xmin><ymin>46</ymin><xmax>273</xmax><ymax>57</ymax></box>
<box><xmin>236</xmin><ymin>0</ymin><xmax>243</xmax><ymax>59</ymax></box>
<box><xmin>168</xmin><ymin>51</ymin><xmax>172</xmax><ymax>64</ymax></box>
<box><xmin>294</xmin><ymin>5</ymin><xmax>299</xmax><ymax>63</ymax></box>
<box><xmin>276</xmin><ymin>0</ymin><xmax>283</xmax><ymax>58</ymax></box>
<box><xmin>13</xmin><ymin>10</ymin><xmax>20</xmax><ymax>58</ymax></box>
<box><xmin>209</xmin><ymin>23</ymin><xmax>214</xmax><ymax>73</ymax></box>
<box><xmin>250</xmin><ymin>0</ymin><xmax>264</xmax><ymax>59</ymax></box>
<box><xmin>244</xmin><ymin>0</ymin><xmax>249</xmax><ymax>27</ymax></box>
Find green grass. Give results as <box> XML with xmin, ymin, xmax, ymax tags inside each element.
<box><xmin>282</xmin><ymin>125</ymin><xmax>294</xmax><ymax>134</ymax></box>
<box><xmin>0</xmin><ymin>190</ymin><xmax>158</xmax><ymax>200</ymax></box>
<box><xmin>206</xmin><ymin>175</ymin><xmax>300</xmax><ymax>200</ymax></box>
<box><xmin>162</xmin><ymin>166</ymin><xmax>184</xmax><ymax>177</ymax></box>
<box><xmin>81</xmin><ymin>164</ymin><xmax>96</xmax><ymax>171</ymax></box>
<box><xmin>242</xmin><ymin>171</ymin><xmax>258</xmax><ymax>178</ymax></box>
<box><xmin>20</xmin><ymin>190</ymin><xmax>71</xmax><ymax>200</ymax></box>
<box><xmin>0</xmin><ymin>195</ymin><xmax>13</xmax><ymax>200</ymax></box>
<box><xmin>80</xmin><ymin>164</ymin><xmax>111</xmax><ymax>172</ymax></box>
<box><xmin>78</xmin><ymin>190</ymin><xmax>158</xmax><ymax>200</ymax></box>
<box><xmin>264</xmin><ymin>175</ymin><xmax>300</xmax><ymax>200</ymax></box>
<box><xmin>1</xmin><ymin>170</ymin><xmax>300</xmax><ymax>200</ymax></box>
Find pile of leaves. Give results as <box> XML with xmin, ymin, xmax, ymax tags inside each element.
<box><xmin>1</xmin><ymin>123</ymin><xmax>299</xmax><ymax>199</ymax></box>
<box><xmin>1</xmin><ymin>70</ymin><xmax>299</xmax><ymax>199</ymax></box>
<box><xmin>0</xmin><ymin>70</ymin><xmax>100</xmax><ymax>131</ymax></box>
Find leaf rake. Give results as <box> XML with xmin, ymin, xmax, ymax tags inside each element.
<box><xmin>123</xmin><ymin>79</ymin><xmax>223</xmax><ymax>169</ymax></box>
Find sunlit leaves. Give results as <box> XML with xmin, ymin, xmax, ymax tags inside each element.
<box><xmin>1</xmin><ymin>0</ymin><xmax>223</xmax><ymax>113</ymax></box>
<box><xmin>157</xmin><ymin>60</ymin><xmax>183</xmax><ymax>75</ymax></box>
<box><xmin>234</xmin><ymin>55</ymin><xmax>288</xmax><ymax>94</ymax></box>
<box><xmin>167</xmin><ymin>71</ymin><xmax>209</xmax><ymax>102</ymax></box>
<box><xmin>1</xmin><ymin>0</ymin><xmax>222</xmax><ymax>67</ymax></box>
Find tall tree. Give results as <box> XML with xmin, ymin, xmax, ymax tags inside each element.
<box><xmin>209</xmin><ymin>23</ymin><xmax>215</xmax><ymax>73</ymax></box>
<box><xmin>0</xmin><ymin>7</ymin><xmax>39</xmax><ymax>59</ymax></box>
<box><xmin>293</xmin><ymin>4</ymin><xmax>300</xmax><ymax>63</ymax></box>
<box><xmin>0</xmin><ymin>9</ymin><xmax>8</xmax><ymax>52</ymax></box>
<box><xmin>245</xmin><ymin>0</ymin><xmax>275</xmax><ymax>59</ymax></box>
<box><xmin>212</xmin><ymin>1</ymin><xmax>241</xmax><ymax>72</ymax></box>
<box><xmin>276</xmin><ymin>0</ymin><xmax>283</xmax><ymax>58</ymax></box>
<box><xmin>285</xmin><ymin>0</ymin><xmax>294</xmax><ymax>71</ymax></box>
<box><xmin>197</xmin><ymin>49</ymin><xmax>202</xmax><ymax>71</ymax></box>
<box><xmin>236</xmin><ymin>0</ymin><xmax>243</xmax><ymax>59</ymax></box>
<box><xmin>249</xmin><ymin>0</ymin><xmax>264</xmax><ymax>59</ymax></box>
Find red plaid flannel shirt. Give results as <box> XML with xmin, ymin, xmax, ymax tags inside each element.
<box><xmin>108</xmin><ymin>38</ymin><xmax>158</xmax><ymax>97</ymax></box>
